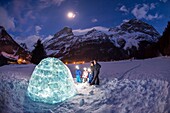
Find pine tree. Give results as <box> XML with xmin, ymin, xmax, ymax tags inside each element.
<box><xmin>158</xmin><ymin>21</ymin><xmax>170</xmax><ymax>56</ymax></box>
<box><xmin>31</xmin><ymin>39</ymin><xmax>46</xmax><ymax>64</ymax></box>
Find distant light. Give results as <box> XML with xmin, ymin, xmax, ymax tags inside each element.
<box><xmin>17</xmin><ymin>58</ymin><xmax>27</xmax><ymax>64</ymax></box>
<box><xmin>67</xmin><ymin>12</ymin><xmax>76</xmax><ymax>19</ymax></box>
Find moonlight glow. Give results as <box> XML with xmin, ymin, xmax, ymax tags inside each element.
<box><xmin>67</xmin><ymin>12</ymin><xmax>76</xmax><ymax>19</ymax></box>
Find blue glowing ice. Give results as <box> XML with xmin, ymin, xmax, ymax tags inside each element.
<box><xmin>27</xmin><ymin>57</ymin><xmax>77</xmax><ymax>104</ymax></box>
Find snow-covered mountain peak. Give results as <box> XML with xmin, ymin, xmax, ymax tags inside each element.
<box><xmin>109</xmin><ymin>19</ymin><xmax>160</xmax><ymax>38</ymax></box>
<box><xmin>0</xmin><ymin>27</ymin><xmax>13</xmax><ymax>41</ymax></box>
<box><xmin>126</xmin><ymin>18</ymin><xmax>143</xmax><ymax>24</ymax></box>
<box><xmin>85</xmin><ymin>28</ymin><xmax>107</xmax><ymax>37</ymax></box>
<box><xmin>0</xmin><ymin>26</ymin><xmax>5</xmax><ymax>32</ymax></box>
<box><xmin>54</xmin><ymin>27</ymin><xmax>73</xmax><ymax>38</ymax></box>
<box><xmin>87</xmin><ymin>28</ymin><xmax>97</xmax><ymax>33</ymax></box>
<box><xmin>43</xmin><ymin>19</ymin><xmax>161</xmax><ymax>59</ymax></box>
<box><xmin>109</xmin><ymin>19</ymin><xmax>160</xmax><ymax>49</ymax></box>
<box><xmin>0</xmin><ymin>26</ymin><xmax>29</xmax><ymax>60</ymax></box>
<box><xmin>20</xmin><ymin>43</ymin><xmax>29</xmax><ymax>51</ymax></box>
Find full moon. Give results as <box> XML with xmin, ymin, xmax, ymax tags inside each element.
<box><xmin>67</xmin><ymin>12</ymin><xmax>76</xmax><ymax>19</ymax></box>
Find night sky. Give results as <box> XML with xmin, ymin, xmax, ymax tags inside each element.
<box><xmin>0</xmin><ymin>0</ymin><xmax>170</xmax><ymax>49</ymax></box>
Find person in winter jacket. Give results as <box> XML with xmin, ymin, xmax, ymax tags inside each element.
<box><xmin>90</xmin><ymin>60</ymin><xmax>101</xmax><ymax>85</ymax></box>
<box><xmin>75</xmin><ymin>65</ymin><xmax>82</xmax><ymax>83</ymax></box>
<box><xmin>88</xmin><ymin>62</ymin><xmax>94</xmax><ymax>83</ymax></box>
<box><xmin>82</xmin><ymin>67</ymin><xmax>88</xmax><ymax>83</ymax></box>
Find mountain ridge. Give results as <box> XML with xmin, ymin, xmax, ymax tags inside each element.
<box><xmin>0</xmin><ymin>26</ymin><xmax>30</xmax><ymax>61</ymax></box>
<box><xmin>43</xmin><ymin>19</ymin><xmax>160</xmax><ymax>61</ymax></box>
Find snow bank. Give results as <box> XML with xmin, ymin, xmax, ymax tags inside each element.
<box><xmin>0</xmin><ymin>73</ymin><xmax>28</xmax><ymax>113</ymax></box>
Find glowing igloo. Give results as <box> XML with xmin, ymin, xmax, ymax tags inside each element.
<box><xmin>27</xmin><ymin>57</ymin><xmax>77</xmax><ymax>104</ymax></box>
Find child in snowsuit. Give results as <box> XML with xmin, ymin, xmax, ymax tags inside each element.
<box><xmin>82</xmin><ymin>67</ymin><xmax>88</xmax><ymax>83</ymax></box>
<box><xmin>75</xmin><ymin>65</ymin><xmax>82</xmax><ymax>83</ymax></box>
<box><xmin>88</xmin><ymin>62</ymin><xmax>94</xmax><ymax>83</ymax></box>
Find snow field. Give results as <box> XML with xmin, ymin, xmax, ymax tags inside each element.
<box><xmin>0</xmin><ymin>57</ymin><xmax>170</xmax><ymax>113</ymax></box>
<box><xmin>57</xmin><ymin>78</ymin><xmax>168</xmax><ymax>113</ymax></box>
<box><xmin>0</xmin><ymin>73</ymin><xmax>169</xmax><ymax>113</ymax></box>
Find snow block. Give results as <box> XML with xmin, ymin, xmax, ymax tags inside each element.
<box><xmin>27</xmin><ymin>57</ymin><xmax>77</xmax><ymax>104</ymax></box>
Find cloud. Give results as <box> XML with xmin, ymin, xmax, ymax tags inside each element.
<box><xmin>35</xmin><ymin>25</ymin><xmax>42</xmax><ymax>35</ymax></box>
<box><xmin>15</xmin><ymin>34</ymin><xmax>53</xmax><ymax>51</ymax></box>
<box><xmin>39</xmin><ymin>0</ymin><xmax>65</xmax><ymax>9</ymax></box>
<box><xmin>0</xmin><ymin>7</ymin><xmax>15</xmax><ymax>30</ymax></box>
<box><xmin>131</xmin><ymin>4</ymin><xmax>149</xmax><ymax>19</ymax></box>
<box><xmin>150</xmin><ymin>3</ymin><xmax>156</xmax><ymax>9</ymax></box>
<box><xmin>119</xmin><ymin>5</ymin><xmax>129</xmax><ymax>13</ymax></box>
<box><xmin>147</xmin><ymin>13</ymin><xmax>163</xmax><ymax>20</ymax></box>
<box><xmin>159</xmin><ymin>0</ymin><xmax>168</xmax><ymax>3</ymax></box>
<box><xmin>131</xmin><ymin>4</ymin><xmax>162</xmax><ymax>20</ymax></box>
<box><xmin>11</xmin><ymin>0</ymin><xmax>65</xmax><ymax>25</ymax></box>
<box><xmin>13</xmin><ymin>0</ymin><xmax>25</xmax><ymax>15</ymax></box>
<box><xmin>51</xmin><ymin>0</ymin><xmax>65</xmax><ymax>6</ymax></box>
<box><xmin>12</xmin><ymin>0</ymin><xmax>27</xmax><ymax>23</ymax></box>
<box><xmin>91</xmin><ymin>18</ymin><xmax>98</xmax><ymax>23</ymax></box>
<box><xmin>73</xmin><ymin>26</ymin><xmax>109</xmax><ymax>35</ymax></box>
<box><xmin>15</xmin><ymin>35</ymin><xmax>41</xmax><ymax>51</ymax></box>
<box><xmin>25</xmin><ymin>11</ymin><xmax>36</xmax><ymax>20</ymax></box>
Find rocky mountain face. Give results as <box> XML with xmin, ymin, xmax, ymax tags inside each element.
<box><xmin>0</xmin><ymin>26</ymin><xmax>29</xmax><ymax>60</ymax></box>
<box><xmin>43</xmin><ymin>19</ymin><xmax>161</xmax><ymax>62</ymax></box>
<box><xmin>20</xmin><ymin>43</ymin><xmax>29</xmax><ymax>51</ymax></box>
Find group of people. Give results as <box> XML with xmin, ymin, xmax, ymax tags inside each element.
<box><xmin>75</xmin><ymin>60</ymin><xmax>101</xmax><ymax>85</ymax></box>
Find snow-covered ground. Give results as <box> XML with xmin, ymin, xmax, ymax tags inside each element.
<box><xmin>0</xmin><ymin>57</ymin><xmax>170</xmax><ymax>113</ymax></box>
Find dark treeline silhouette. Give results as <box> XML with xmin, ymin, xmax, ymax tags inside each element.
<box><xmin>158</xmin><ymin>21</ymin><xmax>170</xmax><ymax>56</ymax></box>
<box><xmin>31</xmin><ymin>39</ymin><xmax>46</xmax><ymax>65</ymax></box>
<box><xmin>0</xmin><ymin>52</ymin><xmax>8</xmax><ymax>66</ymax></box>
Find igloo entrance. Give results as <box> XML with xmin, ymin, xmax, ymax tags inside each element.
<box><xmin>27</xmin><ymin>58</ymin><xmax>77</xmax><ymax>104</ymax></box>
